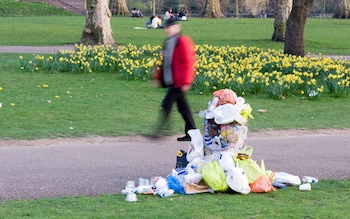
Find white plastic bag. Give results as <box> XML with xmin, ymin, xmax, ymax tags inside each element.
<box><xmin>212</xmin><ymin>104</ymin><xmax>239</xmax><ymax>125</ymax></box>
<box><xmin>212</xmin><ymin>104</ymin><xmax>248</xmax><ymax>125</ymax></box>
<box><xmin>184</xmin><ymin>168</ymin><xmax>202</xmax><ymax>184</ymax></box>
<box><xmin>218</xmin><ymin>152</ymin><xmax>235</xmax><ymax>172</ymax></box>
<box><xmin>186</xmin><ymin>129</ymin><xmax>204</xmax><ymax>162</ymax></box>
<box><xmin>274</xmin><ymin>172</ymin><xmax>301</xmax><ymax>186</ymax></box>
<box><xmin>187</xmin><ymin>157</ymin><xmax>207</xmax><ymax>173</ymax></box>
<box><xmin>226</xmin><ymin>165</ymin><xmax>251</xmax><ymax>194</ymax></box>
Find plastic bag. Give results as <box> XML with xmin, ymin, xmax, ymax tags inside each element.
<box><xmin>213</xmin><ymin>89</ymin><xmax>237</xmax><ymax>105</ymax></box>
<box><xmin>250</xmin><ymin>175</ymin><xmax>276</xmax><ymax>193</ymax></box>
<box><xmin>274</xmin><ymin>172</ymin><xmax>301</xmax><ymax>186</ymax></box>
<box><xmin>237</xmin><ymin>158</ymin><xmax>263</xmax><ymax>184</ymax></box>
<box><xmin>212</xmin><ymin>104</ymin><xmax>240</xmax><ymax>125</ymax></box>
<box><xmin>187</xmin><ymin>157</ymin><xmax>207</xmax><ymax>173</ymax></box>
<box><xmin>236</xmin><ymin>145</ymin><xmax>253</xmax><ymax>160</ymax></box>
<box><xmin>218</xmin><ymin>151</ymin><xmax>235</xmax><ymax>172</ymax></box>
<box><xmin>201</xmin><ymin>161</ymin><xmax>228</xmax><ymax>192</ymax></box>
<box><xmin>166</xmin><ymin>174</ymin><xmax>185</xmax><ymax>194</ymax></box>
<box><xmin>240</xmin><ymin>103</ymin><xmax>254</xmax><ymax>120</ymax></box>
<box><xmin>260</xmin><ymin>159</ymin><xmax>275</xmax><ymax>182</ymax></box>
<box><xmin>226</xmin><ymin>165</ymin><xmax>251</xmax><ymax>194</ymax></box>
<box><xmin>175</xmin><ymin>149</ymin><xmax>188</xmax><ymax>169</ymax></box>
<box><xmin>186</xmin><ymin>129</ymin><xmax>204</xmax><ymax>163</ymax></box>
<box><xmin>184</xmin><ymin>167</ymin><xmax>202</xmax><ymax>184</ymax></box>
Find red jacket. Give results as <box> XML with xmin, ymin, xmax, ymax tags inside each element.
<box><xmin>171</xmin><ymin>35</ymin><xmax>196</xmax><ymax>88</ymax></box>
<box><xmin>156</xmin><ymin>35</ymin><xmax>196</xmax><ymax>88</ymax></box>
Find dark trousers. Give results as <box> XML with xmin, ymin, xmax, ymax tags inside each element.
<box><xmin>161</xmin><ymin>87</ymin><xmax>196</xmax><ymax>136</ymax></box>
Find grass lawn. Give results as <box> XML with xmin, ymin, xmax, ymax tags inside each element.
<box><xmin>0</xmin><ymin>16</ymin><xmax>350</xmax><ymax>55</ymax></box>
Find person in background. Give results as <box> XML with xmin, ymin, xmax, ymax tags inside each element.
<box><xmin>151</xmin><ymin>15</ymin><xmax>164</xmax><ymax>28</ymax></box>
<box><xmin>131</xmin><ymin>8</ymin><xmax>143</xmax><ymax>17</ymax></box>
<box><xmin>177</xmin><ymin>9</ymin><xmax>187</xmax><ymax>21</ymax></box>
<box><xmin>153</xmin><ymin>17</ymin><xmax>197</xmax><ymax>141</ymax></box>
<box><xmin>163</xmin><ymin>8</ymin><xmax>174</xmax><ymax>20</ymax></box>
<box><xmin>146</xmin><ymin>15</ymin><xmax>154</xmax><ymax>28</ymax></box>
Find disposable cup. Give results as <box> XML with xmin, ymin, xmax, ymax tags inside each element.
<box><xmin>125</xmin><ymin>192</ymin><xmax>137</xmax><ymax>202</ymax></box>
<box><xmin>299</xmin><ymin>183</ymin><xmax>311</xmax><ymax>191</ymax></box>
<box><xmin>126</xmin><ymin>180</ymin><xmax>135</xmax><ymax>189</ymax></box>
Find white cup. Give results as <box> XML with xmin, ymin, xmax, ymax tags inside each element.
<box><xmin>126</xmin><ymin>180</ymin><xmax>135</xmax><ymax>189</ymax></box>
<box><xmin>299</xmin><ymin>183</ymin><xmax>311</xmax><ymax>191</ymax></box>
<box><xmin>0</xmin><ymin>102</ymin><xmax>2</xmax><ymax>108</ymax></box>
<box><xmin>125</xmin><ymin>192</ymin><xmax>137</xmax><ymax>202</ymax></box>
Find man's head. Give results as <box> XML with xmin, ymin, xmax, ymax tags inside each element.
<box><xmin>165</xmin><ymin>17</ymin><xmax>180</xmax><ymax>37</ymax></box>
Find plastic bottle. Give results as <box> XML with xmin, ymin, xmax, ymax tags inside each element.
<box><xmin>159</xmin><ymin>189</ymin><xmax>174</xmax><ymax>198</ymax></box>
<box><xmin>204</xmin><ymin>134</ymin><xmax>214</xmax><ymax>149</ymax></box>
<box><xmin>198</xmin><ymin>110</ymin><xmax>207</xmax><ymax>118</ymax></box>
<box><xmin>208</xmin><ymin>97</ymin><xmax>219</xmax><ymax>111</ymax></box>
<box><xmin>302</xmin><ymin>176</ymin><xmax>318</xmax><ymax>183</ymax></box>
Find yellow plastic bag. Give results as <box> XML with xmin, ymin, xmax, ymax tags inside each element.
<box><xmin>201</xmin><ymin>161</ymin><xmax>228</xmax><ymax>192</ymax></box>
<box><xmin>236</xmin><ymin>145</ymin><xmax>253</xmax><ymax>160</ymax></box>
<box><xmin>237</xmin><ymin>158</ymin><xmax>263</xmax><ymax>184</ymax></box>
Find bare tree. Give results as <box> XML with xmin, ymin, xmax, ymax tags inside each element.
<box><xmin>201</xmin><ymin>0</ymin><xmax>225</xmax><ymax>18</ymax></box>
<box><xmin>271</xmin><ymin>0</ymin><xmax>292</xmax><ymax>42</ymax></box>
<box><xmin>109</xmin><ymin>0</ymin><xmax>130</xmax><ymax>15</ymax></box>
<box><xmin>333</xmin><ymin>0</ymin><xmax>350</xmax><ymax>18</ymax></box>
<box><xmin>284</xmin><ymin>0</ymin><xmax>315</xmax><ymax>56</ymax></box>
<box><xmin>80</xmin><ymin>0</ymin><xmax>115</xmax><ymax>45</ymax></box>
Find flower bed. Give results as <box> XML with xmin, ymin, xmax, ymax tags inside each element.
<box><xmin>19</xmin><ymin>44</ymin><xmax>350</xmax><ymax>99</ymax></box>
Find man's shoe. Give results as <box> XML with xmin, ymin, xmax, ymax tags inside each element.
<box><xmin>177</xmin><ymin>135</ymin><xmax>191</xmax><ymax>141</ymax></box>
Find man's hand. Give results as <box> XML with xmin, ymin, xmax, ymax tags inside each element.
<box><xmin>181</xmin><ymin>84</ymin><xmax>191</xmax><ymax>92</ymax></box>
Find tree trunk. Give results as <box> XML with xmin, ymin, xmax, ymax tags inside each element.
<box><xmin>271</xmin><ymin>0</ymin><xmax>292</xmax><ymax>42</ymax></box>
<box><xmin>333</xmin><ymin>0</ymin><xmax>350</xmax><ymax>18</ymax></box>
<box><xmin>80</xmin><ymin>0</ymin><xmax>115</xmax><ymax>46</ymax></box>
<box><xmin>202</xmin><ymin>0</ymin><xmax>225</xmax><ymax>18</ymax></box>
<box><xmin>109</xmin><ymin>0</ymin><xmax>130</xmax><ymax>15</ymax></box>
<box><xmin>284</xmin><ymin>0</ymin><xmax>314</xmax><ymax>56</ymax></box>
<box><xmin>235</xmin><ymin>0</ymin><xmax>239</xmax><ymax>17</ymax></box>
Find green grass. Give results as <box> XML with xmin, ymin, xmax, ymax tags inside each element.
<box><xmin>2</xmin><ymin>53</ymin><xmax>350</xmax><ymax>140</ymax></box>
<box><xmin>0</xmin><ymin>0</ymin><xmax>74</xmax><ymax>17</ymax></box>
<box><xmin>1</xmin><ymin>16</ymin><xmax>350</xmax><ymax>55</ymax></box>
<box><xmin>0</xmin><ymin>179</ymin><xmax>349</xmax><ymax>218</ymax></box>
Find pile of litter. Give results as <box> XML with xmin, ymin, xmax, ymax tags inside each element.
<box><xmin>122</xmin><ymin>89</ymin><xmax>318</xmax><ymax>202</ymax></box>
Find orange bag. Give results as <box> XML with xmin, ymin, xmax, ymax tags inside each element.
<box><xmin>249</xmin><ymin>175</ymin><xmax>276</xmax><ymax>193</ymax></box>
<box><xmin>213</xmin><ymin>89</ymin><xmax>237</xmax><ymax>105</ymax></box>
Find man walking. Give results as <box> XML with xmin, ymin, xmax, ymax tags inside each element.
<box><xmin>154</xmin><ymin>17</ymin><xmax>197</xmax><ymax>141</ymax></box>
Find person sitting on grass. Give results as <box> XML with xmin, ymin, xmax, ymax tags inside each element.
<box><xmin>177</xmin><ymin>9</ymin><xmax>187</xmax><ymax>21</ymax></box>
<box><xmin>146</xmin><ymin>16</ymin><xmax>155</xmax><ymax>28</ymax></box>
<box><xmin>131</xmin><ymin>8</ymin><xmax>143</xmax><ymax>17</ymax></box>
<box><xmin>151</xmin><ymin>15</ymin><xmax>164</xmax><ymax>28</ymax></box>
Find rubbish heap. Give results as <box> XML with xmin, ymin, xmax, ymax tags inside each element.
<box><xmin>122</xmin><ymin>89</ymin><xmax>318</xmax><ymax>201</ymax></box>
